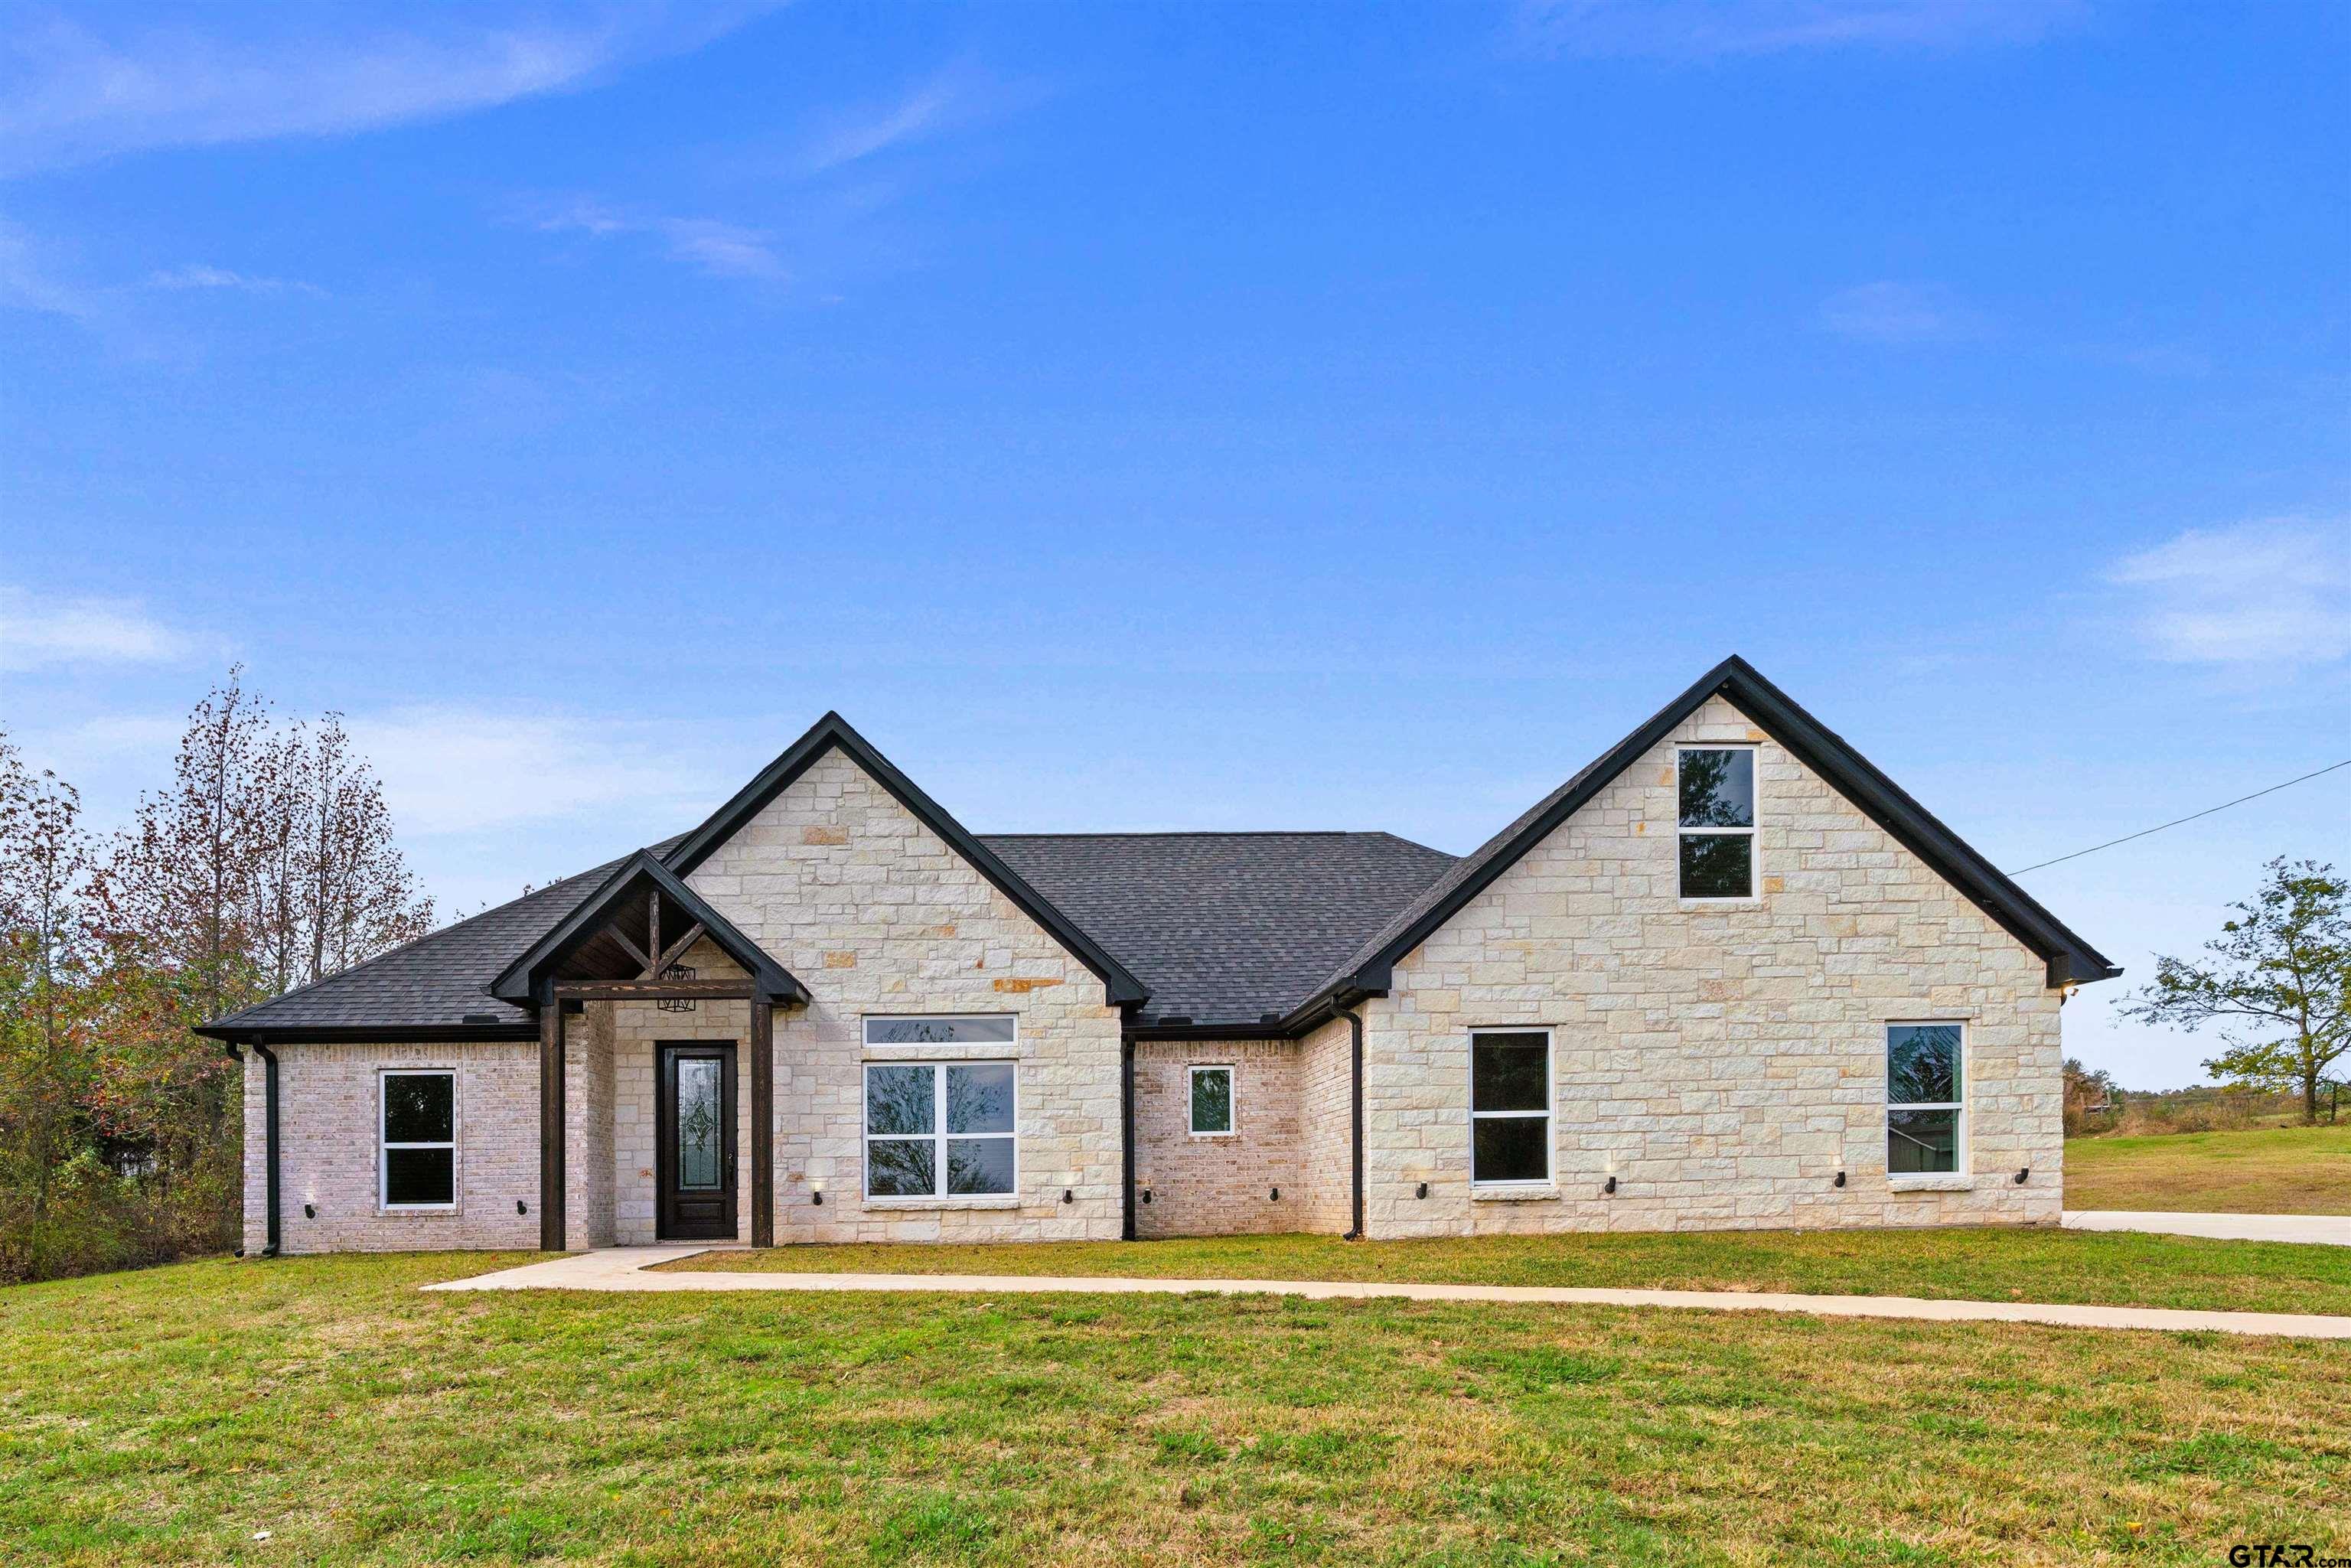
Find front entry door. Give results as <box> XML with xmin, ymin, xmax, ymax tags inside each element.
<box><xmin>656</xmin><ymin>1043</ymin><xmax>737</xmax><ymax>1240</ymax></box>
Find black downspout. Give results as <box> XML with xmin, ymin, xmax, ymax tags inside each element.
<box><xmin>1339</xmin><ymin>1007</ymin><xmax>1365</xmax><ymax>1240</ymax></box>
<box><xmin>250</xmin><ymin>1041</ymin><xmax>282</xmax><ymax>1257</ymax></box>
<box><xmin>1120</xmin><ymin>1038</ymin><xmax>1137</xmax><ymax>1241</ymax></box>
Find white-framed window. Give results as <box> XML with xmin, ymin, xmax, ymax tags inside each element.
<box><xmin>1887</xmin><ymin>1022</ymin><xmax>1965</xmax><ymax>1177</ymax></box>
<box><xmin>1677</xmin><ymin>745</ymin><xmax>1757</xmax><ymax>899</ymax></box>
<box><xmin>863</xmin><ymin>1060</ymin><xmax>1018</xmax><ymax>1198</ymax></box>
<box><xmin>863</xmin><ymin>1015</ymin><xmax>1018</xmax><ymax>1048</ymax></box>
<box><xmin>1469</xmin><ymin>1029</ymin><xmax>1551</xmax><ymax>1185</ymax></box>
<box><xmin>380</xmin><ymin>1068</ymin><xmax>455</xmax><ymax>1209</ymax></box>
<box><xmin>1189</xmin><ymin>1064</ymin><xmax>1236</xmax><ymax>1136</ymax></box>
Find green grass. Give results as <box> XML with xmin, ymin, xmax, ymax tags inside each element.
<box><xmin>4</xmin><ymin>1251</ymin><xmax>2349</xmax><ymax>1566</ymax></box>
<box><xmin>661</xmin><ymin>1225</ymin><xmax>2351</xmax><ymax>1316</ymax></box>
<box><xmin>2066</xmin><ymin>1122</ymin><xmax>2351</xmax><ymax>1214</ymax></box>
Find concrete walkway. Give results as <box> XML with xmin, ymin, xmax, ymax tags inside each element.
<box><xmin>2062</xmin><ymin>1209</ymin><xmax>2351</xmax><ymax>1247</ymax></box>
<box><xmin>425</xmin><ymin>1246</ymin><xmax>2351</xmax><ymax>1340</ymax></box>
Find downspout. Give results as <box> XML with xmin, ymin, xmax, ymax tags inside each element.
<box><xmin>249</xmin><ymin>1040</ymin><xmax>282</xmax><ymax>1257</ymax></box>
<box><xmin>1120</xmin><ymin>1037</ymin><xmax>1137</xmax><ymax>1241</ymax></box>
<box><xmin>1338</xmin><ymin>1006</ymin><xmax>1365</xmax><ymax>1241</ymax></box>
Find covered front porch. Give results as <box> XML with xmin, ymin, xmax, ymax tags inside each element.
<box><xmin>489</xmin><ymin>851</ymin><xmax>808</xmax><ymax>1251</ymax></box>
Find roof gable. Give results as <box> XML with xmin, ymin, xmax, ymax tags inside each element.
<box><xmin>487</xmin><ymin>850</ymin><xmax>808</xmax><ymax>1006</ymax></box>
<box><xmin>662</xmin><ymin>712</ymin><xmax>1149</xmax><ymax>1008</ymax></box>
<box><xmin>1293</xmin><ymin>655</ymin><xmax>2118</xmax><ymax>1019</ymax></box>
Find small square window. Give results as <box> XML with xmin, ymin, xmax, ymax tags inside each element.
<box><xmin>1189</xmin><ymin>1065</ymin><xmax>1235</xmax><ymax>1135</ymax></box>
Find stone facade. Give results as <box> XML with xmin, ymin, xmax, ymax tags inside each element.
<box><xmin>685</xmin><ymin>749</ymin><xmax>1127</xmax><ymax>1244</ymax></box>
<box><xmin>246</xmin><ymin>699</ymin><xmax>2075</xmax><ymax>1254</ymax></box>
<box><xmin>1132</xmin><ymin>1038</ymin><xmax>1325</xmax><ymax>1238</ymax></box>
<box><xmin>1359</xmin><ymin>694</ymin><xmax>2066</xmax><ymax>1240</ymax></box>
<box><xmin>241</xmin><ymin>1038</ymin><xmax>539</xmax><ymax>1256</ymax></box>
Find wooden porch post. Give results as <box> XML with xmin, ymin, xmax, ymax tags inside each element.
<box><xmin>539</xmin><ymin>1000</ymin><xmax>566</xmax><ymax>1251</ymax></box>
<box><xmin>749</xmin><ymin>998</ymin><xmax>774</xmax><ymax>1247</ymax></box>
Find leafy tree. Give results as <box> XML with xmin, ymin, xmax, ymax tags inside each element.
<box><xmin>2122</xmin><ymin>858</ymin><xmax>2350</xmax><ymax>1126</ymax></box>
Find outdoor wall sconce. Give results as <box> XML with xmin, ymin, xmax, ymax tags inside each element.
<box><xmin>517</xmin><ymin>1200</ymin><xmax>528</xmax><ymax>1215</ymax></box>
<box><xmin>1603</xmin><ymin>1177</ymin><xmax>1617</xmax><ymax>1196</ymax></box>
<box><xmin>1269</xmin><ymin>1187</ymin><xmax>1280</xmax><ymax>1201</ymax></box>
<box><xmin>2014</xmin><ymin>1167</ymin><xmax>2031</xmax><ymax>1185</ymax></box>
<box><xmin>1833</xmin><ymin>1171</ymin><xmax>1847</xmax><ymax>1188</ymax></box>
<box><xmin>1142</xmin><ymin>1188</ymin><xmax>1152</xmax><ymax>1204</ymax></box>
<box><xmin>1061</xmin><ymin>1188</ymin><xmax>1074</xmax><ymax>1205</ymax></box>
<box><xmin>303</xmin><ymin>1203</ymin><xmax>316</xmax><ymax>1219</ymax></box>
<box><xmin>810</xmin><ymin>1191</ymin><xmax>823</xmax><ymax>1205</ymax></box>
<box><xmin>1415</xmin><ymin>1182</ymin><xmax>1429</xmax><ymax>1200</ymax></box>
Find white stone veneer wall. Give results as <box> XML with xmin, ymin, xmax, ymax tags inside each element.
<box><xmin>686</xmin><ymin>748</ymin><xmax>1127</xmax><ymax>1244</ymax></box>
<box><xmin>1361</xmin><ymin>693</ymin><xmax>2066</xmax><ymax>1240</ymax></box>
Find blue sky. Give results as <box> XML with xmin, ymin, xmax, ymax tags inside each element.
<box><xmin>2</xmin><ymin>1</ymin><xmax>2346</xmax><ymax>1088</ymax></box>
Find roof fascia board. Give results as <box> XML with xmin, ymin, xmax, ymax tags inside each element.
<box><xmin>194</xmin><ymin>1023</ymin><xmax>541</xmax><ymax>1045</ymax></box>
<box><xmin>1331</xmin><ymin>656</ymin><xmax>2116</xmax><ymax>1002</ymax></box>
<box><xmin>660</xmin><ymin>712</ymin><xmax>1149</xmax><ymax>1008</ymax></box>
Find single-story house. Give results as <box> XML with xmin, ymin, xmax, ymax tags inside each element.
<box><xmin>201</xmin><ymin>657</ymin><xmax>2118</xmax><ymax>1256</ymax></box>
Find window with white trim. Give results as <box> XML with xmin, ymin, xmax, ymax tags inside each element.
<box><xmin>864</xmin><ymin>1015</ymin><xmax>1018</xmax><ymax>1047</ymax></box>
<box><xmin>1189</xmin><ymin>1064</ymin><xmax>1235</xmax><ymax>1135</ymax></box>
<box><xmin>1470</xmin><ymin>1030</ymin><xmax>1550</xmax><ymax>1185</ymax></box>
<box><xmin>864</xmin><ymin>1061</ymin><xmax>1018</xmax><ymax>1198</ymax></box>
<box><xmin>1678</xmin><ymin>746</ymin><xmax>1756</xmax><ymax>899</ymax></box>
<box><xmin>1887</xmin><ymin>1023</ymin><xmax>1964</xmax><ymax>1175</ymax></box>
<box><xmin>380</xmin><ymin>1069</ymin><xmax>455</xmax><ymax>1208</ymax></box>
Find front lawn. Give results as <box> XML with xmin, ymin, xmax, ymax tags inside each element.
<box><xmin>2066</xmin><ymin>1123</ymin><xmax>2351</xmax><ymax>1214</ymax></box>
<box><xmin>4</xmin><ymin>1250</ymin><xmax>2348</xmax><ymax>1565</ymax></box>
<box><xmin>661</xmin><ymin>1224</ymin><xmax>2351</xmax><ymax>1316</ymax></box>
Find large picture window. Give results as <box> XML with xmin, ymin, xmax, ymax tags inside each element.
<box><xmin>1678</xmin><ymin>746</ymin><xmax>1756</xmax><ymax>899</ymax></box>
<box><xmin>1470</xmin><ymin>1030</ymin><xmax>1551</xmax><ymax>1185</ymax></box>
<box><xmin>1887</xmin><ymin>1023</ymin><xmax>1964</xmax><ymax>1176</ymax></box>
<box><xmin>864</xmin><ymin>1061</ymin><xmax>1018</xmax><ymax>1198</ymax></box>
<box><xmin>380</xmin><ymin>1069</ymin><xmax>455</xmax><ymax>1209</ymax></box>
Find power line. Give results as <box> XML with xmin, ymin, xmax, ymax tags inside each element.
<box><xmin>2007</xmin><ymin>758</ymin><xmax>2351</xmax><ymax>876</ymax></box>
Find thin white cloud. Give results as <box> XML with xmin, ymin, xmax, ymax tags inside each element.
<box><xmin>800</xmin><ymin>70</ymin><xmax>969</xmax><ymax>174</ymax></box>
<box><xmin>535</xmin><ymin>198</ymin><xmax>786</xmax><ymax>281</ymax></box>
<box><xmin>0</xmin><ymin>216</ymin><xmax>96</xmax><ymax>319</ymax></box>
<box><xmin>344</xmin><ymin>708</ymin><xmax>728</xmax><ymax>836</ymax></box>
<box><xmin>1512</xmin><ymin>0</ymin><xmax>2089</xmax><ymax>58</ymax></box>
<box><xmin>0</xmin><ymin>5</ymin><xmax>768</xmax><ymax>178</ymax></box>
<box><xmin>148</xmin><ymin>263</ymin><xmax>326</xmax><ymax>298</ymax></box>
<box><xmin>0</xmin><ymin>586</ymin><xmax>194</xmax><ymax>670</ymax></box>
<box><xmin>2108</xmin><ymin>518</ymin><xmax>2351</xmax><ymax>667</ymax></box>
<box><xmin>1818</xmin><ymin>280</ymin><xmax>1984</xmax><ymax>344</ymax></box>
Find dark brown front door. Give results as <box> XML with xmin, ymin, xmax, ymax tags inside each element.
<box><xmin>656</xmin><ymin>1042</ymin><xmax>737</xmax><ymax>1241</ymax></box>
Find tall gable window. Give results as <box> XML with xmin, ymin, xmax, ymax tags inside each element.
<box><xmin>1677</xmin><ymin>747</ymin><xmax>1756</xmax><ymax>899</ymax></box>
<box><xmin>1887</xmin><ymin>1023</ymin><xmax>1964</xmax><ymax>1176</ymax></box>
<box><xmin>380</xmin><ymin>1070</ymin><xmax>455</xmax><ymax>1209</ymax></box>
<box><xmin>1470</xmin><ymin>1030</ymin><xmax>1551</xmax><ymax>1185</ymax></box>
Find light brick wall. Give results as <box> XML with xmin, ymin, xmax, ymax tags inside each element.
<box><xmin>687</xmin><ymin>749</ymin><xmax>1127</xmax><ymax>1244</ymax></box>
<box><xmin>1361</xmin><ymin>693</ymin><xmax>2066</xmax><ymax>1240</ymax></box>
<box><xmin>1132</xmin><ymin>1039</ymin><xmax>1313</xmax><ymax>1237</ymax></box>
<box><xmin>1296</xmin><ymin>1017</ymin><xmax>1355</xmax><ymax>1234</ymax></box>
<box><xmin>240</xmin><ymin>1038</ymin><xmax>540</xmax><ymax>1255</ymax></box>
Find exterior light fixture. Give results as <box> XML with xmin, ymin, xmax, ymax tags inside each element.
<box><xmin>303</xmin><ymin>1202</ymin><xmax>316</xmax><ymax>1218</ymax></box>
<box><xmin>810</xmin><ymin>1191</ymin><xmax>823</xmax><ymax>1205</ymax></box>
<box><xmin>657</xmin><ymin>963</ymin><xmax>697</xmax><ymax>1012</ymax></box>
<box><xmin>1269</xmin><ymin>1187</ymin><xmax>1280</xmax><ymax>1201</ymax></box>
<box><xmin>1141</xmin><ymin>1188</ymin><xmax>1152</xmax><ymax>1205</ymax></box>
<box><xmin>517</xmin><ymin>1200</ymin><xmax>528</xmax><ymax>1215</ymax></box>
<box><xmin>2014</xmin><ymin>1167</ymin><xmax>2030</xmax><ymax>1185</ymax></box>
<box><xmin>1061</xmin><ymin>1188</ymin><xmax>1074</xmax><ymax>1205</ymax></box>
<box><xmin>1603</xmin><ymin>1177</ymin><xmax>1617</xmax><ymax>1195</ymax></box>
<box><xmin>1415</xmin><ymin>1182</ymin><xmax>1429</xmax><ymax>1200</ymax></box>
<box><xmin>1833</xmin><ymin>1171</ymin><xmax>1846</xmax><ymax>1188</ymax></box>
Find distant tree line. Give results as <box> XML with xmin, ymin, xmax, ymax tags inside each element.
<box><xmin>0</xmin><ymin>672</ymin><xmax>432</xmax><ymax>1283</ymax></box>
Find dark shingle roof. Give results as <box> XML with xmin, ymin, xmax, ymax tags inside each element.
<box><xmin>978</xmin><ymin>832</ymin><xmax>1456</xmax><ymax>1024</ymax></box>
<box><xmin>204</xmin><ymin>836</ymin><xmax>686</xmax><ymax>1036</ymax></box>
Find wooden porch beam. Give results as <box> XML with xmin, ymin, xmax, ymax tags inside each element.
<box><xmin>607</xmin><ymin>924</ymin><xmax>653</xmax><ymax>976</ymax></box>
<box><xmin>538</xmin><ymin>1003</ymin><xmax>566</xmax><ymax>1250</ymax></box>
<box><xmin>651</xmin><ymin>921</ymin><xmax>707</xmax><ymax>980</ymax></box>
<box><xmin>553</xmin><ymin>978</ymin><xmax>752</xmax><ymax>1001</ymax></box>
<box><xmin>749</xmin><ymin>999</ymin><xmax>774</xmax><ymax>1247</ymax></box>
